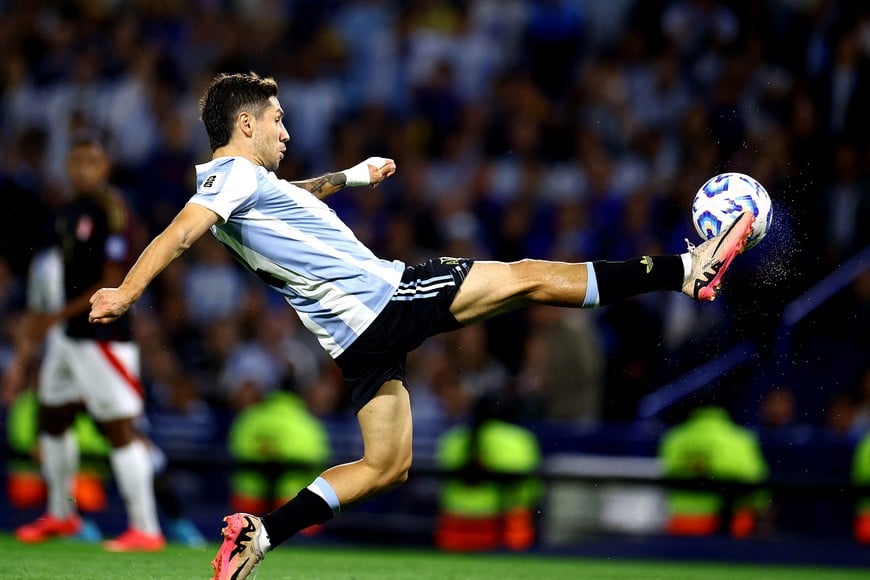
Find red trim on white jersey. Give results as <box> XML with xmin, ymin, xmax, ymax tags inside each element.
<box><xmin>96</xmin><ymin>341</ymin><xmax>143</xmax><ymax>397</ymax></box>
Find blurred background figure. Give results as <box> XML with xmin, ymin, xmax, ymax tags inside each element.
<box><xmin>2</xmin><ymin>135</ymin><xmax>164</xmax><ymax>552</ymax></box>
<box><xmin>852</xmin><ymin>427</ymin><xmax>870</xmax><ymax>543</ymax></box>
<box><xmin>758</xmin><ymin>386</ymin><xmax>798</xmax><ymax>431</ymax></box>
<box><xmin>435</xmin><ymin>392</ymin><xmax>542</xmax><ymax>552</ymax></box>
<box><xmin>658</xmin><ymin>405</ymin><xmax>769</xmax><ymax>539</ymax></box>
<box><xmin>227</xmin><ymin>376</ymin><xmax>331</xmax><ymax>529</ymax></box>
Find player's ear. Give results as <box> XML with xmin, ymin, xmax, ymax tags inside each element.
<box><xmin>238</xmin><ymin>112</ymin><xmax>254</xmax><ymax>137</ymax></box>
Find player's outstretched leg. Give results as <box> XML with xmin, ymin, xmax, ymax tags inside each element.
<box><xmin>211</xmin><ymin>513</ymin><xmax>267</xmax><ymax>580</ymax></box>
<box><xmin>682</xmin><ymin>211</ymin><xmax>754</xmax><ymax>301</ymax></box>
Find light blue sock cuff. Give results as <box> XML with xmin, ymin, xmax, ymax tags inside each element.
<box><xmin>307</xmin><ymin>476</ymin><xmax>341</xmax><ymax>516</ymax></box>
<box><xmin>582</xmin><ymin>262</ymin><xmax>600</xmax><ymax>308</ymax></box>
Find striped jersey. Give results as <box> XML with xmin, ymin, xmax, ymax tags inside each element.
<box><xmin>189</xmin><ymin>156</ymin><xmax>405</xmax><ymax>358</ymax></box>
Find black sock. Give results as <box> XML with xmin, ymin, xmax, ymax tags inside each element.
<box><xmin>260</xmin><ymin>488</ymin><xmax>334</xmax><ymax>548</ymax></box>
<box><xmin>593</xmin><ymin>255</ymin><xmax>684</xmax><ymax>306</ymax></box>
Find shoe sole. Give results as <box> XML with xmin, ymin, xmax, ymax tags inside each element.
<box><xmin>697</xmin><ymin>213</ymin><xmax>754</xmax><ymax>301</ymax></box>
<box><xmin>211</xmin><ymin>514</ymin><xmax>256</xmax><ymax>580</ymax></box>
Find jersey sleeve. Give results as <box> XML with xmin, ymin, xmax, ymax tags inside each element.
<box><xmin>189</xmin><ymin>159</ymin><xmax>258</xmax><ymax>223</ymax></box>
<box><xmin>26</xmin><ymin>247</ymin><xmax>64</xmax><ymax>313</ymax></box>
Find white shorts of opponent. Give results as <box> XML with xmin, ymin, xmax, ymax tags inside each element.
<box><xmin>38</xmin><ymin>327</ymin><xmax>143</xmax><ymax>422</ymax></box>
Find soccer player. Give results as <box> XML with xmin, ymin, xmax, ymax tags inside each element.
<box><xmin>87</xmin><ymin>72</ymin><xmax>754</xmax><ymax>579</ymax></box>
<box><xmin>4</xmin><ymin>134</ymin><xmax>165</xmax><ymax>552</ymax></box>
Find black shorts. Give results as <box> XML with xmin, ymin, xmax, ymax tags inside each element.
<box><xmin>335</xmin><ymin>257</ymin><xmax>474</xmax><ymax>413</ymax></box>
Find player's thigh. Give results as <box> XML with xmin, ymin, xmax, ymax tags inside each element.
<box><xmin>449</xmin><ymin>260</ymin><xmax>534</xmax><ymax>325</ymax></box>
<box><xmin>67</xmin><ymin>339</ymin><xmax>143</xmax><ymax>422</ymax></box>
<box><xmin>38</xmin><ymin>329</ymin><xmax>84</xmax><ymax>408</ymax></box>
<box><xmin>357</xmin><ymin>380</ymin><xmax>413</xmax><ymax>472</ymax></box>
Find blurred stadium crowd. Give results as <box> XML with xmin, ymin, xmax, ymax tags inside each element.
<box><xmin>0</xmin><ymin>0</ymin><xmax>868</xmax><ymax>468</ymax></box>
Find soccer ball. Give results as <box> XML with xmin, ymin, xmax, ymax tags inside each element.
<box><xmin>691</xmin><ymin>172</ymin><xmax>772</xmax><ymax>250</ymax></box>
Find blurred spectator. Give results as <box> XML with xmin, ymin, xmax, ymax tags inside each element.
<box><xmin>220</xmin><ymin>341</ymin><xmax>283</xmax><ymax>411</ymax></box>
<box><xmin>447</xmin><ymin>325</ymin><xmax>509</xmax><ymax>399</ymax></box>
<box><xmin>759</xmin><ymin>386</ymin><xmax>798</xmax><ymax>430</ymax></box>
<box><xmin>810</xmin><ymin>22</ymin><xmax>870</xmax><ymax>150</ymax></box>
<box><xmin>599</xmin><ymin>297</ymin><xmax>666</xmax><ymax>422</ymax></box>
<box><xmin>227</xmin><ymin>381</ymin><xmax>331</xmax><ymax>520</ymax></box>
<box><xmin>435</xmin><ymin>392</ymin><xmax>543</xmax><ymax>552</ymax></box>
<box><xmin>518</xmin><ymin>306</ymin><xmax>603</xmax><ymax>423</ymax></box>
<box><xmin>181</xmin><ymin>236</ymin><xmax>250</xmax><ymax>329</ymax></box>
<box><xmin>824</xmin><ymin>392</ymin><xmax>859</xmax><ymax>439</ymax></box>
<box><xmin>821</xmin><ymin>143</ymin><xmax>870</xmax><ymax>266</ymax></box>
<box><xmin>658</xmin><ymin>406</ymin><xmax>769</xmax><ymax>539</ymax></box>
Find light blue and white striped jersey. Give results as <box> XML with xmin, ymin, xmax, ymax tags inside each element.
<box><xmin>190</xmin><ymin>156</ymin><xmax>405</xmax><ymax>358</ymax></box>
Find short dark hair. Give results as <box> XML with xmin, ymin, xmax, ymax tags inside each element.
<box><xmin>199</xmin><ymin>72</ymin><xmax>279</xmax><ymax>152</ymax></box>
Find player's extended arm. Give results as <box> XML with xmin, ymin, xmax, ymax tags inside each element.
<box><xmin>89</xmin><ymin>202</ymin><xmax>220</xmax><ymax>324</ymax></box>
<box><xmin>290</xmin><ymin>156</ymin><xmax>396</xmax><ymax>200</ymax></box>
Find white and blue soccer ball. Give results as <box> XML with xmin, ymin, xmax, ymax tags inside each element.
<box><xmin>691</xmin><ymin>172</ymin><xmax>773</xmax><ymax>250</ymax></box>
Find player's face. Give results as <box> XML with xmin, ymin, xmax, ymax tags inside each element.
<box><xmin>67</xmin><ymin>143</ymin><xmax>110</xmax><ymax>193</ymax></box>
<box><xmin>253</xmin><ymin>96</ymin><xmax>289</xmax><ymax>171</ymax></box>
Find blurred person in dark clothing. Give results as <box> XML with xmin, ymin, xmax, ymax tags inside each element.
<box><xmin>2</xmin><ymin>133</ymin><xmax>165</xmax><ymax>552</ymax></box>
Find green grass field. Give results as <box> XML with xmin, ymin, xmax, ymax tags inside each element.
<box><xmin>1</xmin><ymin>534</ymin><xmax>868</xmax><ymax>580</ymax></box>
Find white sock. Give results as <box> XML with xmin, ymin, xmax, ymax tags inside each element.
<box><xmin>256</xmin><ymin>522</ymin><xmax>272</xmax><ymax>553</ymax></box>
<box><xmin>110</xmin><ymin>440</ymin><xmax>161</xmax><ymax>535</ymax></box>
<box><xmin>680</xmin><ymin>252</ymin><xmax>693</xmax><ymax>285</ymax></box>
<box><xmin>39</xmin><ymin>432</ymin><xmax>78</xmax><ymax>519</ymax></box>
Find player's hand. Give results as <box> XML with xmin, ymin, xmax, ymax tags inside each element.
<box><xmin>89</xmin><ymin>287</ymin><xmax>131</xmax><ymax>324</ymax></box>
<box><xmin>367</xmin><ymin>157</ymin><xmax>396</xmax><ymax>188</ymax></box>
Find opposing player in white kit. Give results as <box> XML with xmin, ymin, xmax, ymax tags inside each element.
<box><xmin>88</xmin><ymin>73</ymin><xmax>754</xmax><ymax>578</ymax></box>
<box><xmin>3</xmin><ymin>135</ymin><xmax>164</xmax><ymax>552</ymax></box>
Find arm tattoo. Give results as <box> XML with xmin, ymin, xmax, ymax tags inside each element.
<box><xmin>294</xmin><ymin>172</ymin><xmax>347</xmax><ymax>196</ymax></box>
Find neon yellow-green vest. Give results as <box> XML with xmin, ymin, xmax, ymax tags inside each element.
<box><xmin>228</xmin><ymin>391</ymin><xmax>330</xmax><ymax>501</ymax></box>
<box><xmin>659</xmin><ymin>407</ymin><xmax>768</xmax><ymax>516</ymax></box>
<box><xmin>7</xmin><ymin>390</ymin><xmax>110</xmax><ymax>457</ymax></box>
<box><xmin>437</xmin><ymin>419</ymin><xmax>542</xmax><ymax>517</ymax></box>
<box><xmin>852</xmin><ymin>432</ymin><xmax>870</xmax><ymax>513</ymax></box>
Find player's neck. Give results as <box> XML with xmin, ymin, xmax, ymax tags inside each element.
<box><xmin>213</xmin><ymin>144</ymin><xmax>260</xmax><ymax>167</ymax></box>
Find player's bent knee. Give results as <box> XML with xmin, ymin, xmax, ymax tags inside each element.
<box><xmin>370</xmin><ymin>453</ymin><xmax>412</xmax><ymax>492</ymax></box>
<box><xmin>379</xmin><ymin>465</ymin><xmax>410</xmax><ymax>492</ymax></box>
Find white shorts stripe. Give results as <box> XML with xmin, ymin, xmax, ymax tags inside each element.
<box><xmin>398</xmin><ymin>274</ymin><xmax>453</xmax><ymax>288</ymax></box>
<box><xmin>394</xmin><ymin>280</ymin><xmax>456</xmax><ymax>295</ymax></box>
<box><xmin>390</xmin><ymin>291</ymin><xmax>441</xmax><ymax>301</ymax></box>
